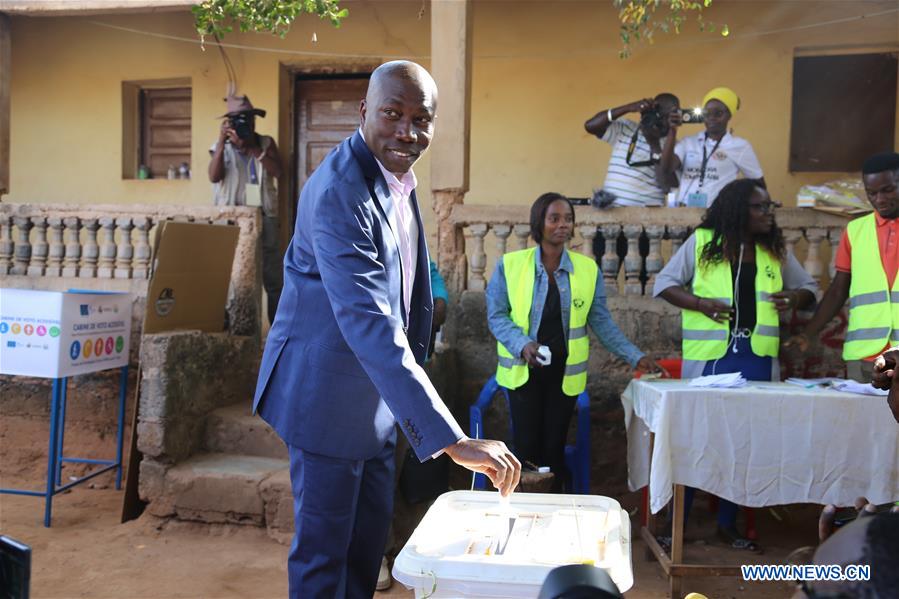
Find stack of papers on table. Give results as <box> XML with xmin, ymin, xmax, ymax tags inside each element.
<box><xmin>785</xmin><ymin>377</ymin><xmax>840</xmax><ymax>389</ymax></box>
<box><xmin>786</xmin><ymin>377</ymin><xmax>888</xmax><ymax>396</ymax></box>
<box><xmin>830</xmin><ymin>379</ymin><xmax>888</xmax><ymax>397</ymax></box>
<box><xmin>688</xmin><ymin>372</ymin><xmax>747</xmax><ymax>388</ymax></box>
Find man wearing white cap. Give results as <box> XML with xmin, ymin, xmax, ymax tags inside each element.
<box><xmin>658</xmin><ymin>87</ymin><xmax>765</xmax><ymax>208</ymax></box>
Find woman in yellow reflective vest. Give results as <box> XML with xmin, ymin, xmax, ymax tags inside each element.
<box><xmin>486</xmin><ymin>193</ymin><xmax>658</xmax><ymax>492</ymax></box>
<box><xmin>653</xmin><ymin>178</ymin><xmax>818</xmax><ymax>551</ymax></box>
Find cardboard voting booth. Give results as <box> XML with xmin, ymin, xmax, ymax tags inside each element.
<box><xmin>143</xmin><ymin>221</ymin><xmax>240</xmax><ymax>334</ymax></box>
<box><xmin>120</xmin><ymin>220</ymin><xmax>241</xmax><ymax>523</ymax></box>
<box><xmin>0</xmin><ymin>289</ymin><xmax>132</xmax><ymax>378</ymax></box>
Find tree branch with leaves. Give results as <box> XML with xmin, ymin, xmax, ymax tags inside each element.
<box><xmin>614</xmin><ymin>0</ymin><xmax>728</xmax><ymax>58</ymax></box>
<box><xmin>192</xmin><ymin>0</ymin><xmax>348</xmax><ymax>41</ymax></box>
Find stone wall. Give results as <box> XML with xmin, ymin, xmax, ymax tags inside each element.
<box><xmin>137</xmin><ymin>331</ymin><xmax>259</xmax><ymax>502</ymax></box>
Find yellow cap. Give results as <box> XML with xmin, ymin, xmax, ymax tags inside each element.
<box><xmin>684</xmin><ymin>594</ymin><xmax>709</xmax><ymax>599</ymax></box>
<box><xmin>702</xmin><ymin>87</ymin><xmax>740</xmax><ymax>116</ymax></box>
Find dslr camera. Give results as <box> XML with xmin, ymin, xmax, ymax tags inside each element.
<box><xmin>639</xmin><ymin>104</ymin><xmax>667</xmax><ymax>132</ymax></box>
<box><xmin>680</xmin><ymin>107</ymin><xmax>705</xmax><ymax>124</ymax></box>
<box><xmin>229</xmin><ymin>112</ymin><xmax>255</xmax><ymax>141</ymax></box>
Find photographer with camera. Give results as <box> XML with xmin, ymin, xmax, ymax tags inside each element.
<box><xmin>209</xmin><ymin>94</ymin><xmax>283</xmax><ymax>323</ymax></box>
<box><xmin>584</xmin><ymin>93</ymin><xmax>680</xmax><ymax>208</ymax></box>
<box><xmin>657</xmin><ymin>87</ymin><xmax>764</xmax><ymax>208</ymax></box>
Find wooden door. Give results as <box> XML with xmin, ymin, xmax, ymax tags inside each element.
<box><xmin>291</xmin><ymin>77</ymin><xmax>370</xmax><ymax>227</ymax></box>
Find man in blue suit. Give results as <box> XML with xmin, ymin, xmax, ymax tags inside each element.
<box><xmin>253</xmin><ymin>61</ymin><xmax>521</xmax><ymax>598</ymax></box>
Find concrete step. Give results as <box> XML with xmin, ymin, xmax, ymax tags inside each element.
<box><xmin>147</xmin><ymin>452</ymin><xmax>294</xmax><ymax>543</ymax></box>
<box><xmin>204</xmin><ymin>403</ymin><xmax>288</xmax><ymax>460</ymax></box>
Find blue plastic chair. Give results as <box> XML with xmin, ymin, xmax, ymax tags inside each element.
<box><xmin>469</xmin><ymin>375</ymin><xmax>591</xmax><ymax>494</ymax></box>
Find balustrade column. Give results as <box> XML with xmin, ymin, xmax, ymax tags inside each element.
<box><xmin>828</xmin><ymin>227</ymin><xmax>843</xmax><ymax>281</ymax></box>
<box><xmin>668</xmin><ymin>226</ymin><xmax>689</xmax><ymax>256</ymax></box>
<box><xmin>0</xmin><ymin>216</ymin><xmax>12</xmax><ymax>275</ymax></box>
<box><xmin>512</xmin><ymin>224</ymin><xmax>530</xmax><ymax>250</ymax></box>
<box><xmin>114</xmin><ymin>217</ymin><xmax>134</xmax><ymax>279</ymax></box>
<box><xmin>27</xmin><ymin>217</ymin><xmax>48</xmax><ymax>276</ymax></box>
<box><xmin>783</xmin><ymin>229</ymin><xmax>802</xmax><ymax>259</ymax></box>
<box><xmin>11</xmin><ymin>217</ymin><xmax>33</xmax><ymax>275</ymax></box>
<box><xmin>578</xmin><ymin>225</ymin><xmax>598</xmax><ymax>260</ymax></box>
<box><xmin>466</xmin><ymin>223</ymin><xmax>488</xmax><ymax>291</ymax></box>
<box><xmin>600</xmin><ymin>225</ymin><xmax>621</xmax><ymax>295</ymax></box>
<box><xmin>492</xmin><ymin>224</ymin><xmax>511</xmax><ymax>270</ymax></box>
<box><xmin>133</xmin><ymin>217</ymin><xmax>152</xmax><ymax>279</ymax></box>
<box><xmin>62</xmin><ymin>217</ymin><xmax>81</xmax><ymax>277</ymax></box>
<box><xmin>79</xmin><ymin>218</ymin><xmax>99</xmax><ymax>278</ymax></box>
<box><xmin>803</xmin><ymin>227</ymin><xmax>827</xmax><ymax>284</ymax></box>
<box><xmin>623</xmin><ymin>225</ymin><xmax>643</xmax><ymax>296</ymax></box>
<box><xmin>97</xmin><ymin>217</ymin><xmax>117</xmax><ymax>279</ymax></box>
<box><xmin>45</xmin><ymin>217</ymin><xmax>65</xmax><ymax>277</ymax></box>
<box><xmin>644</xmin><ymin>225</ymin><xmax>665</xmax><ymax>290</ymax></box>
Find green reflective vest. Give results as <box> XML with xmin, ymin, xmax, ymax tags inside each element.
<box><xmin>495</xmin><ymin>248</ymin><xmax>598</xmax><ymax>396</ymax></box>
<box><xmin>843</xmin><ymin>213</ymin><xmax>899</xmax><ymax>360</ymax></box>
<box><xmin>682</xmin><ymin>228</ymin><xmax>782</xmax><ymax>360</ymax></box>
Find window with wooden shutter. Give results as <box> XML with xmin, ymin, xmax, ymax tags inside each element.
<box><xmin>139</xmin><ymin>87</ymin><xmax>191</xmax><ymax>178</ymax></box>
<box><xmin>790</xmin><ymin>52</ymin><xmax>897</xmax><ymax>172</ymax></box>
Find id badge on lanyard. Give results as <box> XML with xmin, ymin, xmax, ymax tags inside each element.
<box><xmin>245</xmin><ymin>157</ymin><xmax>262</xmax><ymax>207</ymax></box>
<box><xmin>685</xmin><ymin>191</ymin><xmax>708</xmax><ymax>207</ymax></box>
<box><xmin>686</xmin><ymin>136</ymin><xmax>722</xmax><ymax>208</ymax></box>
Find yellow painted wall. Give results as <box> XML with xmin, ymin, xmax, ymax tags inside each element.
<box><xmin>469</xmin><ymin>0</ymin><xmax>899</xmax><ymax>206</ymax></box>
<box><xmin>6</xmin><ymin>1</ymin><xmax>899</xmax><ymax>242</ymax></box>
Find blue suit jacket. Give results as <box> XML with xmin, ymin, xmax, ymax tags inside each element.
<box><xmin>253</xmin><ymin>132</ymin><xmax>463</xmax><ymax>461</ymax></box>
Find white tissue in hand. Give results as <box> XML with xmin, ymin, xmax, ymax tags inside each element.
<box><xmin>536</xmin><ymin>345</ymin><xmax>552</xmax><ymax>366</ymax></box>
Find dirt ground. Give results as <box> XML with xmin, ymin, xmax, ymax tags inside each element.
<box><xmin>2</xmin><ymin>412</ymin><xmax>815</xmax><ymax>598</ymax></box>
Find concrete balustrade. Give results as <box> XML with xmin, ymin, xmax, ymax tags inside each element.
<box><xmin>449</xmin><ymin>205</ymin><xmax>851</xmax><ymax>296</ymax></box>
<box><xmin>0</xmin><ymin>203</ymin><xmax>263</xmax><ymax>338</ymax></box>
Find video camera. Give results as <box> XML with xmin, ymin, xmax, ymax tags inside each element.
<box><xmin>680</xmin><ymin>107</ymin><xmax>705</xmax><ymax>124</ymax></box>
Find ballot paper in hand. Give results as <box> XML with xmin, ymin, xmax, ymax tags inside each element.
<box><xmin>688</xmin><ymin>372</ymin><xmax>747</xmax><ymax>388</ymax></box>
<box><xmin>829</xmin><ymin>379</ymin><xmax>889</xmax><ymax>397</ymax></box>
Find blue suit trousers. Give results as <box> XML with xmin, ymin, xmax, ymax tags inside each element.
<box><xmin>287</xmin><ymin>430</ymin><xmax>396</xmax><ymax>599</ymax></box>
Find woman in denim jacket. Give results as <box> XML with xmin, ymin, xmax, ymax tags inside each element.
<box><xmin>486</xmin><ymin>192</ymin><xmax>658</xmax><ymax>491</ymax></box>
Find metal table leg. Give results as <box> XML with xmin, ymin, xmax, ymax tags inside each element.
<box><xmin>44</xmin><ymin>378</ymin><xmax>63</xmax><ymax>527</ymax></box>
<box><xmin>115</xmin><ymin>366</ymin><xmax>128</xmax><ymax>489</ymax></box>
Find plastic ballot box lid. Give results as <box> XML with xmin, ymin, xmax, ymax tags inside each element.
<box><xmin>392</xmin><ymin>490</ymin><xmax>633</xmax><ymax>598</ymax></box>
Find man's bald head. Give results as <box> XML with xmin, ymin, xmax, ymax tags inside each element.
<box><xmin>360</xmin><ymin>61</ymin><xmax>438</xmax><ymax>175</ymax></box>
<box><xmin>366</xmin><ymin>61</ymin><xmax>438</xmax><ymax>106</ymax></box>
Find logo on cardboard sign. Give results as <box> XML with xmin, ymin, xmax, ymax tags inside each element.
<box><xmin>116</xmin><ymin>336</ymin><xmax>124</xmax><ymax>353</ymax></box>
<box><xmin>80</xmin><ymin>304</ymin><xmax>90</xmax><ymax>316</ymax></box>
<box><xmin>7</xmin><ymin>341</ymin><xmax>15</xmax><ymax>348</ymax></box>
<box><xmin>11</xmin><ymin>323</ymin><xmax>20</xmax><ymax>334</ymax></box>
<box><xmin>105</xmin><ymin>337</ymin><xmax>115</xmax><ymax>355</ymax></box>
<box><xmin>82</xmin><ymin>339</ymin><xmax>93</xmax><ymax>358</ymax></box>
<box><xmin>0</xmin><ymin>323</ymin><xmax>8</xmax><ymax>334</ymax></box>
<box><xmin>23</xmin><ymin>324</ymin><xmax>34</xmax><ymax>336</ymax></box>
<box><xmin>49</xmin><ymin>326</ymin><xmax>60</xmax><ymax>337</ymax></box>
<box><xmin>70</xmin><ymin>341</ymin><xmax>81</xmax><ymax>360</ymax></box>
<box><xmin>36</xmin><ymin>325</ymin><xmax>46</xmax><ymax>336</ymax></box>
<box><xmin>155</xmin><ymin>288</ymin><xmax>175</xmax><ymax>317</ymax></box>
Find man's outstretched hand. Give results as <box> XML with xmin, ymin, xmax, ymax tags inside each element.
<box><xmin>872</xmin><ymin>346</ymin><xmax>899</xmax><ymax>390</ymax></box>
<box><xmin>444</xmin><ymin>437</ymin><xmax>521</xmax><ymax>497</ymax></box>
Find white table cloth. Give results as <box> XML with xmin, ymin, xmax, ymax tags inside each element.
<box><xmin>622</xmin><ymin>380</ymin><xmax>899</xmax><ymax>514</ymax></box>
